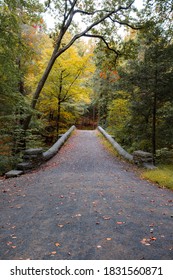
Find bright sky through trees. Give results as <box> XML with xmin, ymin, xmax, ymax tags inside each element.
<box><xmin>39</xmin><ymin>0</ymin><xmax>144</xmax><ymax>30</ymax></box>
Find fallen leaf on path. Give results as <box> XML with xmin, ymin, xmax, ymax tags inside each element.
<box><xmin>57</xmin><ymin>224</ymin><xmax>64</xmax><ymax>228</ymax></box>
<box><xmin>103</xmin><ymin>216</ymin><xmax>111</xmax><ymax>220</ymax></box>
<box><xmin>15</xmin><ymin>205</ymin><xmax>22</xmax><ymax>209</ymax></box>
<box><xmin>150</xmin><ymin>237</ymin><xmax>157</xmax><ymax>241</ymax></box>
<box><xmin>55</xmin><ymin>242</ymin><xmax>61</xmax><ymax>247</ymax></box>
<box><xmin>140</xmin><ymin>238</ymin><xmax>151</xmax><ymax>246</ymax></box>
<box><xmin>116</xmin><ymin>221</ymin><xmax>125</xmax><ymax>225</ymax></box>
<box><xmin>92</xmin><ymin>202</ymin><xmax>97</xmax><ymax>207</ymax></box>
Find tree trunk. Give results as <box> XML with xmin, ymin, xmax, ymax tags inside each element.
<box><xmin>152</xmin><ymin>91</ymin><xmax>157</xmax><ymax>164</ymax></box>
<box><xmin>152</xmin><ymin>59</ymin><xmax>158</xmax><ymax>164</ymax></box>
<box><xmin>56</xmin><ymin>100</ymin><xmax>61</xmax><ymax>138</ymax></box>
<box><xmin>23</xmin><ymin>53</ymin><xmax>57</xmax><ymax>131</ymax></box>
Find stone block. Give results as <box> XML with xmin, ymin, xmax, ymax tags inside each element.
<box><xmin>133</xmin><ymin>150</ymin><xmax>152</xmax><ymax>157</ymax></box>
<box><xmin>17</xmin><ymin>162</ymin><xmax>33</xmax><ymax>171</ymax></box>
<box><xmin>24</xmin><ymin>148</ymin><xmax>43</xmax><ymax>155</ymax></box>
<box><xmin>5</xmin><ymin>170</ymin><xmax>23</xmax><ymax>178</ymax></box>
<box><xmin>133</xmin><ymin>150</ymin><xmax>153</xmax><ymax>165</ymax></box>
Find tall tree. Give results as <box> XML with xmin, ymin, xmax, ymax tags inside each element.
<box><xmin>38</xmin><ymin>43</ymin><xmax>94</xmax><ymax>140</ymax></box>
<box><xmin>0</xmin><ymin>0</ymin><xmax>43</xmax><ymax>172</ymax></box>
<box><xmin>116</xmin><ymin>24</ymin><xmax>173</xmax><ymax>157</ymax></box>
<box><xmin>23</xmin><ymin>0</ymin><xmax>142</xmax><ymax>130</ymax></box>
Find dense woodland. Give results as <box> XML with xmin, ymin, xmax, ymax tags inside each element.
<box><xmin>0</xmin><ymin>0</ymin><xmax>173</xmax><ymax>174</ymax></box>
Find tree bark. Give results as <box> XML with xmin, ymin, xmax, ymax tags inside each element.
<box><xmin>23</xmin><ymin>53</ymin><xmax>57</xmax><ymax>131</ymax></box>
<box><xmin>152</xmin><ymin>91</ymin><xmax>157</xmax><ymax>163</ymax></box>
<box><xmin>56</xmin><ymin>100</ymin><xmax>61</xmax><ymax>137</ymax></box>
<box><xmin>152</xmin><ymin>58</ymin><xmax>158</xmax><ymax>164</ymax></box>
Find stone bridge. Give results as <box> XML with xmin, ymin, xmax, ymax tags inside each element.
<box><xmin>5</xmin><ymin>126</ymin><xmax>154</xmax><ymax>178</ymax></box>
<box><xmin>0</xmin><ymin>127</ymin><xmax>173</xmax><ymax>260</ymax></box>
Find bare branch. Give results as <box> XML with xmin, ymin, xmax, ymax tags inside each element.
<box><xmin>84</xmin><ymin>34</ymin><xmax>120</xmax><ymax>58</ymax></box>
<box><xmin>68</xmin><ymin>0</ymin><xmax>74</xmax><ymax>5</ymax></box>
<box><xmin>63</xmin><ymin>0</ymin><xmax>68</xmax><ymax>20</ymax></box>
<box><xmin>109</xmin><ymin>16</ymin><xmax>143</xmax><ymax>30</ymax></box>
<box><xmin>64</xmin><ymin>0</ymin><xmax>77</xmax><ymax>22</ymax></box>
<box><xmin>54</xmin><ymin>1</ymin><xmax>77</xmax><ymax>53</ymax></box>
<box><xmin>74</xmin><ymin>9</ymin><xmax>113</xmax><ymax>16</ymax></box>
<box><xmin>55</xmin><ymin>2</ymin><xmax>136</xmax><ymax>58</ymax></box>
<box><xmin>119</xmin><ymin>1</ymin><xmax>135</xmax><ymax>11</ymax></box>
<box><xmin>62</xmin><ymin>68</ymin><xmax>83</xmax><ymax>102</ymax></box>
<box><xmin>55</xmin><ymin>7</ymin><xmax>121</xmax><ymax>57</ymax></box>
<box><xmin>74</xmin><ymin>1</ymin><xmax>135</xmax><ymax>16</ymax></box>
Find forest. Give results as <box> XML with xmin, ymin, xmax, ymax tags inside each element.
<box><xmin>0</xmin><ymin>0</ymin><xmax>173</xmax><ymax>176</ymax></box>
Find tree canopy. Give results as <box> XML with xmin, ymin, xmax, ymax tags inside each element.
<box><xmin>0</xmin><ymin>0</ymin><xmax>173</xmax><ymax>174</ymax></box>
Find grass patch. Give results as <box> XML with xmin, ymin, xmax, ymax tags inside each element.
<box><xmin>142</xmin><ymin>165</ymin><xmax>173</xmax><ymax>190</ymax></box>
<box><xmin>97</xmin><ymin>130</ymin><xmax>119</xmax><ymax>157</ymax></box>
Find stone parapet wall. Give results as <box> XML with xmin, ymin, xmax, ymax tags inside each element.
<box><xmin>98</xmin><ymin>126</ymin><xmax>156</xmax><ymax>169</ymax></box>
<box><xmin>98</xmin><ymin>126</ymin><xmax>133</xmax><ymax>162</ymax></box>
<box><xmin>5</xmin><ymin>125</ymin><xmax>76</xmax><ymax>178</ymax></box>
<box><xmin>43</xmin><ymin>125</ymin><xmax>76</xmax><ymax>161</ymax></box>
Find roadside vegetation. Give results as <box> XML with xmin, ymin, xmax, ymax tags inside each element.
<box><xmin>142</xmin><ymin>165</ymin><xmax>173</xmax><ymax>190</ymax></box>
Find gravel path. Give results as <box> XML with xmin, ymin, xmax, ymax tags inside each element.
<box><xmin>0</xmin><ymin>129</ymin><xmax>173</xmax><ymax>260</ymax></box>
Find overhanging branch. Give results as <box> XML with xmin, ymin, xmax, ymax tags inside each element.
<box><xmin>74</xmin><ymin>0</ymin><xmax>135</xmax><ymax>16</ymax></box>
<box><xmin>83</xmin><ymin>34</ymin><xmax>120</xmax><ymax>59</ymax></box>
<box><xmin>109</xmin><ymin>16</ymin><xmax>143</xmax><ymax>30</ymax></box>
<box><xmin>55</xmin><ymin>1</ymin><xmax>136</xmax><ymax>58</ymax></box>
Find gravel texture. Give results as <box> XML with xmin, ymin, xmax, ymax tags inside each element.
<box><xmin>0</xmin><ymin>129</ymin><xmax>173</xmax><ymax>260</ymax></box>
